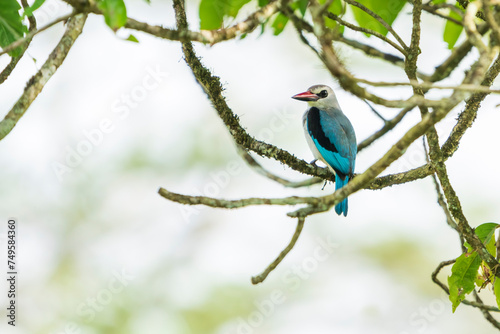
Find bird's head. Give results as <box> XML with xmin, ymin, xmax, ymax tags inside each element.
<box><xmin>291</xmin><ymin>85</ymin><xmax>340</xmax><ymax>110</ymax></box>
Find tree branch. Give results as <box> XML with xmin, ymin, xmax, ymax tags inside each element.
<box><xmin>158</xmin><ymin>187</ymin><xmax>320</xmax><ymax>208</ymax></box>
<box><xmin>0</xmin><ymin>13</ymin><xmax>88</xmax><ymax>141</ymax></box>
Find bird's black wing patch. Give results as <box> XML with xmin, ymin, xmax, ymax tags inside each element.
<box><xmin>307</xmin><ymin>107</ymin><xmax>338</xmax><ymax>154</ymax></box>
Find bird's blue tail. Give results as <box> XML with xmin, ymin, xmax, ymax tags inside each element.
<box><xmin>335</xmin><ymin>174</ymin><xmax>349</xmax><ymax>217</ymax></box>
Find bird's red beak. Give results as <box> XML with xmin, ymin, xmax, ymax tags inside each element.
<box><xmin>292</xmin><ymin>91</ymin><xmax>319</xmax><ymax>101</ymax></box>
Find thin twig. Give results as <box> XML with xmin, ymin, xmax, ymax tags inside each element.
<box><xmin>431</xmin><ymin>259</ymin><xmax>456</xmax><ymax>292</ymax></box>
<box><xmin>422</xmin><ymin>3</ymin><xmax>464</xmax><ymax>26</ymax></box>
<box><xmin>343</xmin><ymin>0</ymin><xmax>409</xmax><ymax>51</ymax></box>
<box><xmin>325</xmin><ymin>12</ymin><xmax>407</xmax><ymax>55</ymax></box>
<box><xmin>251</xmin><ymin>217</ymin><xmax>305</xmax><ymax>284</ymax></box>
<box><xmin>360</xmin><ymin>80</ymin><xmax>500</xmax><ymax>94</ymax></box>
<box><xmin>21</xmin><ymin>0</ymin><xmax>37</xmax><ymax>30</ymax></box>
<box><xmin>158</xmin><ymin>187</ymin><xmax>320</xmax><ymax>208</ymax></box>
<box><xmin>422</xmin><ymin>137</ymin><xmax>459</xmax><ymax>232</ymax></box>
<box><xmin>358</xmin><ymin>106</ymin><xmax>413</xmax><ymax>152</ymax></box>
<box><xmin>362</xmin><ymin>99</ymin><xmax>387</xmax><ymax>122</ymax></box>
<box><xmin>473</xmin><ymin>291</ymin><xmax>500</xmax><ymax>328</ymax></box>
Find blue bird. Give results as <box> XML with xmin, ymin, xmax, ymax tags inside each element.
<box><xmin>292</xmin><ymin>85</ymin><xmax>357</xmax><ymax>216</ymax></box>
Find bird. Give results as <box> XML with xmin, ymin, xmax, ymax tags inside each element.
<box><xmin>292</xmin><ymin>84</ymin><xmax>357</xmax><ymax>216</ymax></box>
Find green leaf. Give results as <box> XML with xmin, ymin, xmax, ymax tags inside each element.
<box><xmin>199</xmin><ymin>0</ymin><xmax>224</xmax><ymax>30</ymax></box>
<box><xmin>23</xmin><ymin>0</ymin><xmax>46</xmax><ymax>17</ymax></box>
<box><xmin>350</xmin><ymin>0</ymin><xmax>406</xmax><ymax>36</ymax></box>
<box><xmin>495</xmin><ymin>279</ymin><xmax>500</xmax><ymax>309</ymax></box>
<box><xmin>474</xmin><ymin>222</ymin><xmax>498</xmax><ymax>243</ymax></box>
<box><xmin>464</xmin><ymin>222</ymin><xmax>499</xmax><ymax>255</ymax></box>
<box><xmin>98</xmin><ymin>0</ymin><xmax>128</xmax><ymax>31</ymax></box>
<box><xmin>271</xmin><ymin>12</ymin><xmax>289</xmax><ymax>35</ymax></box>
<box><xmin>443</xmin><ymin>5</ymin><xmax>463</xmax><ymax>49</ymax></box>
<box><xmin>226</xmin><ymin>0</ymin><xmax>252</xmax><ymax>18</ymax></box>
<box><xmin>448</xmin><ymin>252</ymin><xmax>482</xmax><ymax>312</ymax></box>
<box><xmin>258</xmin><ymin>0</ymin><xmax>270</xmax><ymax>7</ymax></box>
<box><xmin>475</xmin><ymin>222</ymin><xmax>499</xmax><ymax>256</ymax></box>
<box><xmin>125</xmin><ymin>34</ymin><xmax>139</xmax><ymax>43</ymax></box>
<box><xmin>475</xmin><ymin>275</ymin><xmax>486</xmax><ymax>288</ymax></box>
<box><xmin>297</xmin><ymin>0</ymin><xmax>308</xmax><ymax>16</ymax></box>
<box><xmin>0</xmin><ymin>0</ymin><xmax>28</xmax><ymax>57</ymax></box>
<box><xmin>199</xmin><ymin>0</ymin><xmax>252</xmax><ymax>30</ymax></box>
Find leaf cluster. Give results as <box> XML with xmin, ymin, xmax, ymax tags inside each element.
<box><xmin>448</xmin><ymin>223</ymin><xmax>500</xmax><ymax>312</ymax></box>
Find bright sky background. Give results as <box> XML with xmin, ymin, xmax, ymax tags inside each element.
<box><xmin>1</xmin><ymin>0</ymin><xmax>500</xmax><ymax>333</ymax></box>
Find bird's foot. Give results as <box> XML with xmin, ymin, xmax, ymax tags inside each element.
<box><xmin>310</xmin><ymin>159</ymin><xmax>318</xmax><ymax>167</ymax></box>
<box><xmin>321</xmin><ymin>180</ymin><xmax>328</xmax><ymax>190</ymax></box>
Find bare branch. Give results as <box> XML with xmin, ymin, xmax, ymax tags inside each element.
<box><xmin>422</xmin><ymin>138</ymin><xmax>459</xmax><ymax>232</ymax></box>
<box><xmin>421</xmin><ymin>3</ymin><xmax>464</xmax><ymax>26</ymax></box>
<box><xmin>325</xmin><ymin>11</ymin><xmax>407</xmax><ymax>55</ymax></box>
<box><xmin>474</xmin><ymin>291</ymin><xmax>500</xmax><ymax>329</ymax></box>
<box><xmin>365</xmin><ymin>163</ymin><xmax>433</xmax><ymax>189</ymax></box>
<box><xmin>362</xmin><ymin>100</ymin><xmax>387</xmax><ymax>122</ymax></box>
<box><xmin>431</xmin><ymin>259</ymin><xmax>456</xmax><ymax>293</ymax></box>
<box><xmin>0</xmin><ymin>14</ymin><xmax>88</xmax><ymax>141</ymax></box>
<box><xmin>158</xmin><ymin>187</ymin><xmax>320</xmax><ymax>208</ymax></box>
<box><xmin>358</xmin><ymin>106</ymin><xmax>414</xmax><ymax>152</ymax></box>
<box><xmin>251</xmin><ymin>217</ymin><xmax>305</xmax><ymax>284</ymax></box>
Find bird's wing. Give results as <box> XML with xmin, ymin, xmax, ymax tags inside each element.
<box><xmin>306</xmin><ymin>107</ymin><xmax>355</xmax><ymax>177</ymax></box>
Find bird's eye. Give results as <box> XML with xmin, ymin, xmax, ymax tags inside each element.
<box><xmin>318</xmin><ymin>90</ymin><xmax>328</xmax><ymax>98</ymax></box>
